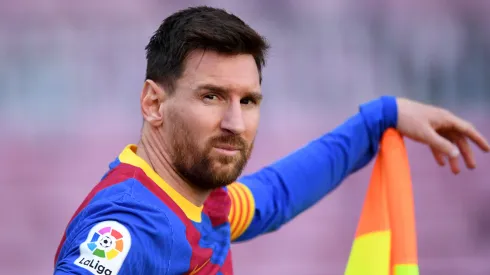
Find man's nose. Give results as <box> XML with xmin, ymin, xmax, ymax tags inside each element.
<box><xmin>220</xmin><ymin>101</ymin><xmax>246</xmax><ymax>135</ymax></box>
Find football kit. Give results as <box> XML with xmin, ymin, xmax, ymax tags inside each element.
<box><xmin>54</xmin><ymin>96</ymin><xmax>397</xmax><ymax>274</ymax></box>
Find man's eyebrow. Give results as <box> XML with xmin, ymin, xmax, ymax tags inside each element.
<box><xmin>196</xmin><ymin>84</ymin><xmax>227</xmax><ymax>94</ymax></box>
<box><xmin>243</xmin><ymin>91</ymin><xmax>263</xmax><ymax>102</ymax></box>
<box><xmin>196</xmin><ymin>84</ymin><xmax>263</xmax><ymax>101</ymax></box>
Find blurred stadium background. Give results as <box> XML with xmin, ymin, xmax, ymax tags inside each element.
<box><xmin>1</xmin><ymin>0</ymin><xmax>489</xmax><ymax>274</ymax></box>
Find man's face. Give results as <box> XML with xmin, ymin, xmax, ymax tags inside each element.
<box><xmin>160</xmin><ymin>50</ymin><xmax>261</xmax><ymax>190</ymax></box>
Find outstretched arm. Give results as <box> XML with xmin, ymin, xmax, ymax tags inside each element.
<box><xmin>227</xmin><ymin>95</ymin><xmax>489</xmax><ymax>242</ymax></box>
<box><xmin>228</xmin><ymin>96</ymin><xmax>398</xmax><ymax>241</ymax></box>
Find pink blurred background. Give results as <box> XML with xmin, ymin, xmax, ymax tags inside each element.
<box><xmin>1</xmin><ymin>0</ymin><xmax>489</xmax><ymax>274</ymax></box>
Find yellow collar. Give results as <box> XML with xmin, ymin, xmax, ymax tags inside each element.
<box><xmin>118</xmin><ymin>144</ymin><xmax>203</xmax><ymax>222</ymax></box>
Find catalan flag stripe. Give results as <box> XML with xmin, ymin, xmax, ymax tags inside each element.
<box><xmin>227</xmin><ymin>186</ymin><xmax>241</xmax><ymax>239</ymax></box>
<box><xmin>231</xmin><ymin>186</ymin><xmax>247</xmax><ymax>239</ymax></box>
<box><xmin>228</xmin><ymin>182</ymin><xmax>255</xmax><ymax>241</ymax></box>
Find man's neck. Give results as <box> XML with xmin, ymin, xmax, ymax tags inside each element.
<box><xmin>135</xmin><ymin>131</ymin><xmax>211</xmax><ymax>207</ymax></box>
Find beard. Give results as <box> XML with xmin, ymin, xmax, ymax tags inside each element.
<box><xmin>166</xmin><ymin>112</ymin><xmax>253</xmax><ymax>191</ymax></box>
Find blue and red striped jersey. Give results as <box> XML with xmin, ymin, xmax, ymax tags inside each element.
<box><xmin>53</xmin><ymin>96</ymin><xmax>398</xmax><ymax>275</ymax></box>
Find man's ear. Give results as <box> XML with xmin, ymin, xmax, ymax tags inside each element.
<box><xmin>140</xmin><ymin>79</ymin><xmax>167</xmax><ymax>126</ymax></box>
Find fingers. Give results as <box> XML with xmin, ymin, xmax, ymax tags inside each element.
<box><xmin>431</xmin><ymin>141</ymin><xmax>460</xmax><ymax>174</ymax></box>
<box><xmin>427</xmin><ymin>129</ymin><xmax>462</xmax><ymax>174</ymax></box>
<box><xmin>431</xmin><ymin>147</ymin><xmax>446</xmax><ymax>166</ymax></box>
<box><xmin>444</xmin><ymin>111</ymin><xmax>490</xmax><ymax>152</ymax></box>
<box><xmin>455</xmin><ymin>135</ymin><xmax>476</xmax><ymax>169</ymax></box>
<box><xmin>431</xmin><ymin>130</ymin><xmax>476</xmax><ymax>174</ymax></box>
<box><xmin>448</xmin><ymin>156</ymin><xmax>460</xmax><ymax>174</ymax></box>
<box><xmin>428</xmin><ymin>129</ymin><xmax>460</xmax><ymax>158</ymax></box>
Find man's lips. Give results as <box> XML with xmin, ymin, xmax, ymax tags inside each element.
<box><xmin>213</xmin><ymin>144</ymin><xmax>243</xmax><ymax>151</ymax></box>
<box><xmin>212</xmin><ymin>143</ymin><xmax>245</xmax><ymax>156</ymax></box>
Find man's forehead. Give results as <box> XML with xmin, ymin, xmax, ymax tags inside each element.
<box><xmin>181</xmin><ymin>50</ymin><xmax>261</xmax><ymax>91</ymax></box>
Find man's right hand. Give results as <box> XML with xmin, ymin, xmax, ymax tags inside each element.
<box><xmin>395</xmin><ymin>98</ymin><xmax>489</xmax><ymax>174</ymax></box>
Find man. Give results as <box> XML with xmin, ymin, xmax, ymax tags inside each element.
<box><xmin>54</xmin><ymin>6</ymin><xmax>489</xmax><ymax>275</ymax></box>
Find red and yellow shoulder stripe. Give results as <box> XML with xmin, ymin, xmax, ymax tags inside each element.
<box><xmin>227</xmin><ymin>182</ymin><xmax>255</xmax><ymax>241</ymax></box>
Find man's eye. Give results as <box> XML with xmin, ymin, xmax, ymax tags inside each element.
<box><xmin>240</xmin><ymin>98</ymin><xmax>256</xmax><ymax>105</ymax></box>
<box><xmin>203</xmin><ymin>94</ymin><xmax>218</xmax><ymax>101</ymax></box>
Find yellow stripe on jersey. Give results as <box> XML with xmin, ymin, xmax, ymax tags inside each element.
<box><xmin>227</xmin><ymin>182</ymin><xmax>255</xmax><ymax>241</ymax></box>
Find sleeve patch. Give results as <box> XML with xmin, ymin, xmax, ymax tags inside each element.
<box><xmin>74</xmin><ymin>220</ymin><xmax>132</xmax><ymax>275</ymax></box>
<box><xmin>228</xmin><ymin>182</ymin><xmax>255</xmax><ymax>241</ymax></box>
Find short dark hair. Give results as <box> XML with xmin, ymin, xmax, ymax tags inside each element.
<box><xmin>145</xmin><ymin>6</ymin><xmax>269</xmax><ymax>91</ymax></box>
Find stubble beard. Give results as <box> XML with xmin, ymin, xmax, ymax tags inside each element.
<box><xmin>168</xmin><ymin>115</ymin><xmax>253</xmax><ymax>191</ymax></box>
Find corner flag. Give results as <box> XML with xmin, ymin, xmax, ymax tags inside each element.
<box><xmin>345</xmin><ymin>129</ymin><xmax>419</xmax><ymax>275</ymax></box>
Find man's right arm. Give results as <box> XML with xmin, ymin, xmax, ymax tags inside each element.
<box><xmin>227</xmin><ymin>96</ymin><xmax>398</xmax><ymax>241</ymax></box>
<box><xmin>54</xmin><ymin>193</ymin><xmax>174</xmax><ymax>275</ymax></box>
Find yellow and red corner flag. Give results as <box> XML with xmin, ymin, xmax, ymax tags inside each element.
<box><xmin>345</xmin><ymin>129</ymin><xmax>419</xmax><ymax>275</ymax></box>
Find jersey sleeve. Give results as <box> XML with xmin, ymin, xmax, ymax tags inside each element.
<box><xmin>229</xmin><ymin>96</ymin><xmax>398</xmax><ymax>242</ymax></box>
<box><xmin>54</xmin><ymin>193</ymin><xmax>174</xmax><ymax>275</ymax></box>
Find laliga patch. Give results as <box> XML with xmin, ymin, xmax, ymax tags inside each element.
<box><xmin>74</xmin><ymin>220</ymin><xmax>132</xmax><ymax>275</ymax></box>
